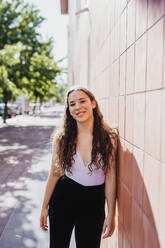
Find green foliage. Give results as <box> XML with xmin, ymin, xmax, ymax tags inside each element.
<box><xmin>0</xmin><ymin>43</ymin><xmax>22</xmax><ymax>103</ymax></box>
<box><xmin>0</xmin><ymin>0</ymin><xmax>65</xmax><ymax>120</ymax></box>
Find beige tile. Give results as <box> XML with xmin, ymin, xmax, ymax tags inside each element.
<box><xmin>118</xmin><ymin>138</ymin><xmax>125</xmax><ymax>181</ymax></box>
<box><xmin>110</xmin><ymin>28</ymin><xmax>115</xmax><ymax>64</ymax></box>
<box><xmin>158</xmin><ymin>163</ymin><xmax>165</xmax><ymax>248</ymax></box>
<box><xmin>145</xmin><ymin>90</ymin><xmax>162</xmax><ymax>161</ymax></box>
<box><xmin>135</xmin><ymin>34</ymin><xmax>146</xmax><ymax>92</ymax></box>
<box><xmin>131</xmin><ymin>200</ymin><xmax>144</xmax><ymax>248</ymax></box>
<box><xmin>111</xmin><ymin>61</ymin><xmax>119</xmax><ymax>97</ymax></box>
<box><xmin>148</xmin><ymin>0</ymin><xmax>165</xmax><ymax>28</ymax></box>
<box><xmin>161</xmin><ymin>89</ymin><xmax>165</xmax><ymax>162</ymax></box>
<box><xmin>123</xmin><ymin>141</ymin><xmax>133</xmax><ymax>191</ymax></box>
<box><xmin>159</xmin><ymin>231</ymin><xmax>165</xmax><ymax>248</ymax></box>
<box><xmin>119</xmin><ymin>96</ymin><xmax>125</xmax><ymax>138</ymax></box>
<box><xmin>118</xmin><ymin>219</ymin><xmax>123</xmax><ymax>247</ymax></box>
<box><xmin>123</xmin><ymin>187</ymin><xmax>132</xmax><ymax>242</ymax></box>
<box><xmin>132</xmin><ymin>147</ymin><xmax>144</xmax><ymax>207</ymax></box>
<box><xmin>127</xmin><ymin>1</ymin><xmax>136</xmax><ymax>48</ymax></box>
<box><xmin>143</xmin><ymin>153</ymin><xmax>160</xmax><ymax>228</ymax></box>
<box><xmin>126</xmin><ymin>45</ymin><xmax>135</xmax><ymax>94</ymax></box>
<box><xmin>119</xmin><ymin>53</ymin><xmax>126</xmax><ymax>95</ymax></box>
<box><xmin>117</xmin><ymin>181</ymin><xmax>125</xmax><ymax>225</ymax></box>
<box><xmin>164</xmin><ymin>21</ymin><xmax>165</xmax><ymax>88</ymax></box>
<box><xmin>119</xmin><ymin>0</ymin><xmax>127</xmax><ymax>14</ymax></box>
<box><xmin>133</xmin><ymin>93</ymin><xmax>145</xmax><ymax>149</ymax></box>
<box><xmin>123</xmin><ymin>233</ymin><xmax>131</xmax><ymax>248</ymax></box>
<box><xmin>120</xmin><ymin>11</ymin><xmax>127</xmax><ymax>55</ymax></box>
<box><xmin>125</xmin><ymin>95</ymin><xmax>134</xmax><ymax>143</ymax></box>
<box><xmin>114</xmin><ymin>21</ymin><xmax>120</xmax><ymax>60</ymax></box>
<box><xmin>108</xmin><ymin>96</ymin><xmax>118</xmax><ymax>127</ymax></box>
<box><xmin>147</xmin><ymin>19</ymin><xmax>163</xmax><ymax>90</ymax></box>
<box><xmin>143</xmin><ymin>214</ymin><xmax>160</xmax><ymax>248</ymax></box>
<box><xmin>136</xmin><ymin>0</ymin><xmax>147</xmax><ymax>39</ymax></box>
<box><xmin>114</xmin><ymin>0</ymin><xmax>120</xmax><ymax>23</ymax></box>
<box><xmin>108</xmin><ymin>0</ymin><xmax>115</xmax><ymax>32</ymax></box>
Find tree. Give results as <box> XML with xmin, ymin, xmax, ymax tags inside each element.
<box><xmin>0</xmin><ymin>43</ymin><xmax>22</xmax><ymax>123</ymax></box>
<box><xmin>28</xmin><ymin>53</ymin><xmax>61</xmax><ymax>105</ymax></box>
<box><xmin>0</xmin><ymin>0</ymin><xmax>63</xmax><ymax>120</ymax></box>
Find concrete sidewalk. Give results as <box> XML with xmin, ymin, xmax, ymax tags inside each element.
<box><xmin>0</xmin><ymin>106</ymin><xmax>76</xmax><ymax>248</ymax></box>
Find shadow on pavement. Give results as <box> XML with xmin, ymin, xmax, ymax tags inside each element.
<box><xmin>0</xmin><ymin>116</ymin><xmax>58</xmax><ymax>247</ymax></box>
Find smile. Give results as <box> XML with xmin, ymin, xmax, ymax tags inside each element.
<box><xmin>76</xmin><ymin>111</ymin><xmax>85</xmax><ymax>116</ymax></box>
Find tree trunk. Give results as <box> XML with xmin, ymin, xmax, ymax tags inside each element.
<box><xmin>3</xmin><ymin>101</ymin><xmax>8</xmax><ymax>124</ymax></box>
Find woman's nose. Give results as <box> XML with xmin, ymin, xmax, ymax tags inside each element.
<box><xmin>75</xmin><ymin>102</ymin><xmax>80</xmax><ymax>109</ymax></box>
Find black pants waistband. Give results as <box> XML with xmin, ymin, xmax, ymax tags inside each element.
<box><xmin>59</xmin><ymin>175</ymin><xmax>105</xmax><ymax>190</ymax></box>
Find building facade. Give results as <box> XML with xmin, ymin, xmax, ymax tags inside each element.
<box><xmin>61</xmin><ymin>0</ymin><xmax>165</xmax><ymax>247</ymax></box>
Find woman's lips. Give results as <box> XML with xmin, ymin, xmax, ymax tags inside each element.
<box><xmin>76</xmin><ymin>111</ymin><xmax>85</xmax><ymax>116</ymax></box>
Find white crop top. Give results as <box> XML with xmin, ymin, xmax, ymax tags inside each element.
<box><xmin>65</xmin><ymin>152</ymin><xmax>105</xmax><ymax>186</ymax></box>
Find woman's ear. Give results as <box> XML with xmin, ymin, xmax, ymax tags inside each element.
<box><xmin>92</xmin><ymin>100</ymin><xmax>96</xmax><ymax>109</ymax></box>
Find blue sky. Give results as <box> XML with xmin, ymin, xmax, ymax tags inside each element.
<box><xmin>26</xmin><ymin>0</ymin><xmax>68</xmax><ymax>66</ymax></box>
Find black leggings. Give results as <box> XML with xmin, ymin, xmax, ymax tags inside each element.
<box><xmin>48</xmin><ymin>175</ymin><xmax>105</xmax><ymax>248</ymax></box>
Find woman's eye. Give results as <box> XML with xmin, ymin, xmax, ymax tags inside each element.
<box><xmin>70</xmin><ymin>103</ymin><xmax>75</xmax><ymax>106</ymax></box>
<box><xmin>80</xmin><ymin>100</ymin><xmax>85</xmax><ymax>103</ymax></box>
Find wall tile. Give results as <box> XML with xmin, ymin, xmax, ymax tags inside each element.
<box><xmin>108</xmin><ymin>96</ymin><xmax>118</xmax><ymax>127</ymax></box>
<box><xmin>119</xmin><ymin>54</ymin><xmax>126</xmax><ymax>96</ymax></box>
<box><xmin>119</xmin><ymin>11</ymin><xmax>127</xmax><ymax>55</ymax></box>
<box><xmin>134</xmin><ymin>34</ymin><xmax>146</xmax><ymax>92</ymax></box>
<box><xmin>143</xmin><ymin>153</ymin><xmax>160</xmax><ymax>228</ymax></box>
<box><xmin>110</xmin><ymin>28</ymin><xmax>115</xmax><ymax>64</ymax></box>
<box><xmin>123</xmin><ymin>187</ymin><xmax>132</xmax><ymax>242</ymax></box>
<box><xmin>117</xmin><ymin>181</ymin><xmax>125</xmax><ymax>225</ymax></box>
<box><xmin>118</xmin><ymin>138</ymin><xmax>125</xmax><ymax>181</ymax></box>
<box><xmin>161</xmin><ymin>89</ymin><xmax>165</xmax><ymax>163</ymax></box>
<box><xmin>148</xmin><ymin>0</ymin><xmax>165</xmax><ymax>28</ymax></box>
<box><xmin>133</xmin><ymin>93</ymin><xmax>145</xmax><ymax>149</ymax></box>
<box><xmin>125</xmin><ymin>95</ymin><xmax>134</xmax><ymax>143</ymax></box>
<box><xmin>108</xmin><ymin>0</ymin><xmax>115</xmax><ymax>33</ymax></box>
<box><xmin>126</xmin><ymin>45</ymin><xmax>135</xmax><ymax>94</ymax></box>
<box><xmin>147</xmin><ymin>19</ymin><xmax>163</xmax><ymax>90</ymax></box>
<box><xmin>118</xmin><ymin>219</ymin><xmax>123</xmax><ymax>248</ymax></box>
<box><xmin>119</xmin><ymin>96</ymin><xmax>125</xmax><ymax>138</ymax></box>
<box><xmin>127</xmin><ymin>0</ymin><xmax>136</xmax><ymax>48</ymax></box>
<box><xmin>158</xmin><ymin>163</ymin><xmax>165</xmax><ymax>248</ymax></box>
<box><xmin>119</xmin><ymin>0</ymin><xmax>127</xmax><ymax>14</ymax></box>
<box><xmin>114</xmin><ymin>21</ymin><xmax>120</xmax><ymax>61</ymax></box>
<box><xmin>131</xmin><ymin>200</ymin><xmax>144</xmax><ymax>248</ymax></box>
<box><xmin>123</xmin><ymin>141</ymin><xmax>133</xmax><ymax>191</ymax></box>
<box><xmin>123</xmin><ymin>233</ymin><xmax>131</xmax><ymax>248</ymax></box>
<box><xmin>136</xmin><ymin>0</ymin><xmax>147</xmax><ymax>39</ymax></box>
<box><xmin>145</xmin><ymin>90</ymin><xmax>162</xmax><ymax>160</ymax></box>
<box><xmin>112</xmin><ymin>61</ymin><xmax>119</xmax><ymax>97</ymax></box>
<box><xmin>143</xmin><ymin>214</ymin><xmax>160</xmax><ymax>248</ymax></box>
<box><xmin>132</xmin><ymin>147</ymin><xmax>144</xmax><ymax>207</ymax></box>
<box><xmin>164</xmin><ymin>21</ymin><xmax>165</xmax><ymax>88</ymax></box>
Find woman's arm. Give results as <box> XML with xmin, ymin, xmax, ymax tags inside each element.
<box><xmin>40</xmin><ymin>171</ymin><xmax>60</xmax><ymax>231</ymax></box>
<box><xmin>102</xmin><ymin>133</ymin><xmax>118</xmax><ymax>239</ymax></box>
<box><xmin>40</xmin><ymin>138</ymin><xmax>63</xmax><ymax>231</ymax></box>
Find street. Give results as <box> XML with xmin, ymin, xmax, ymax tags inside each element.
<box><xmin>0</xmin><ymin>105</ymin><xmax>76</xmax><ymax>248</ymax></box>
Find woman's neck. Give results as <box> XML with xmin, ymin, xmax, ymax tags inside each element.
<box><xmin>77</xmin><ymin>118</ymin><xmax>94</xmax><ymax>135</ymax></box>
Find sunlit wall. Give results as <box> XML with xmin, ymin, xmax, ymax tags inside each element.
<box><xmin>68</xmin><ymin>0</ymin><xmax>165</xmax><ymax>247</ymax></box>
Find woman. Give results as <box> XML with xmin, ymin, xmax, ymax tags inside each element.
<box><xmin>40</xmin><ymin>86</ymin><xmax>118</xmax><ymax>248</ymax></box>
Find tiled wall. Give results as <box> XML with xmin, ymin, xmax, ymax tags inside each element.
<box><xmin>68</xmin><ymin>0</ymin><xmax>165</xmax><ymax>247</ymax></box>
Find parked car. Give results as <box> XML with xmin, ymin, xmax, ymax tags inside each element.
<box><xmin>0</xmin><ymin>104</ymin><xmax>12</xmax><ymax>118</ymax></box>
<box><xmin>0</xmin><ymin>103</ymin><xmax>22</xmax><ymax>118</ymax></box>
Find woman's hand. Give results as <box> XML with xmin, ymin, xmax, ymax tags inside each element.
<box><xmin>102</xmin><ymin>215</ymin><xmax>115</xmax><ymax>239</ymax></box>
<box><xmin>40</xmin><ymin>207</ymin><xmax>48</xmax><ymax>231</ymax></box>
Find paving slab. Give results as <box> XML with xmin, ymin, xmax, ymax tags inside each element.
<box><xmin>0</xmin><ymin>106</ymin><xmax>76</xmax><ymax>248</ymax></box>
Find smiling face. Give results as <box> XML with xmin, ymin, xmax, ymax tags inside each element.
<box><xmin>68</xmin><ymin>90</ymin><xmax>96</xmax><ymax>123</ymax></box>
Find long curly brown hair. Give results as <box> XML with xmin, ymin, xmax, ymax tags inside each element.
<box><xmin>53</xmin><ymin>86</ymin><xmax>118</xmax><ymax>175</ymax></box>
